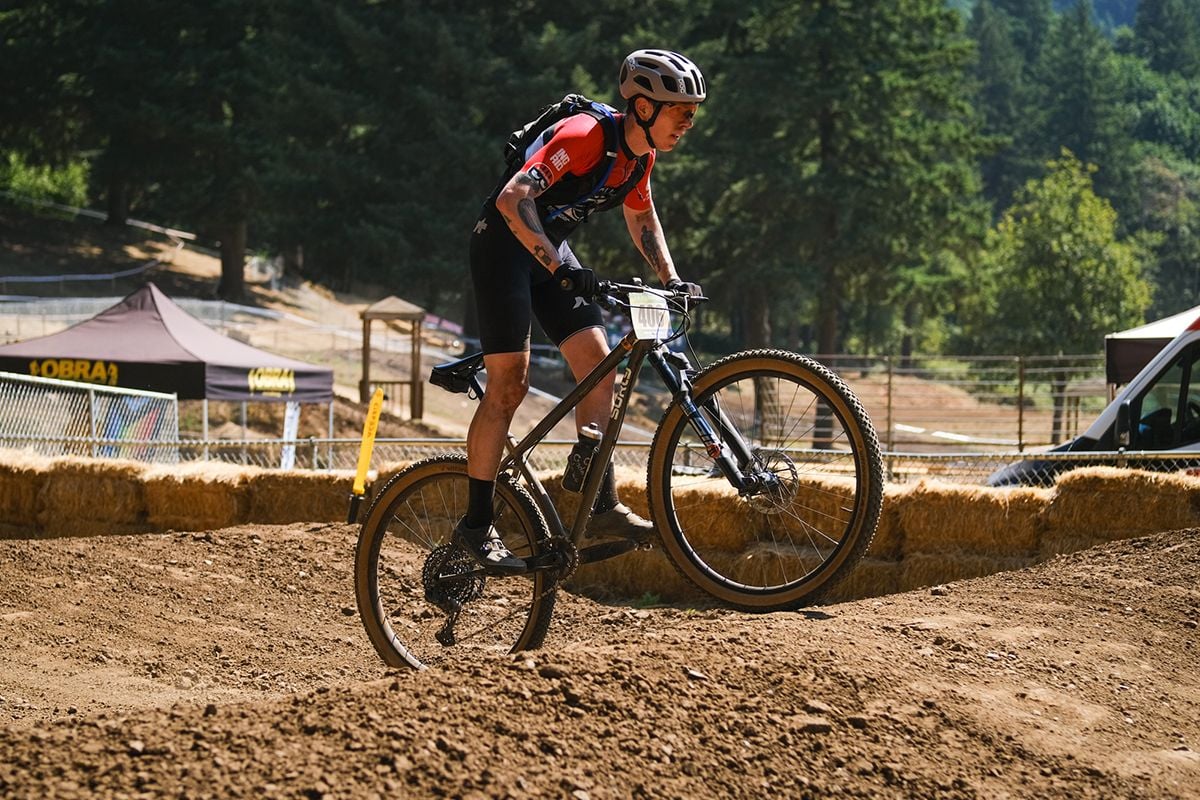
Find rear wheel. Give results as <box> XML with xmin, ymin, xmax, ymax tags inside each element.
<box><xmin>647</xmin><ymin>350</ymin><xmax>883</xmax><ymax>611</ymax></box>
<box><xmin>354</xmin><ymin>455</ymin><xmax>556</xmax><ymax>669</ymax></box>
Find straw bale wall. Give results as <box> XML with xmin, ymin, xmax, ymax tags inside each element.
<box><xmin>1</xmin><ymin>449</ymin><xmax>1198</xmax><ymax>603</ymax></box>
<box><xmin>143</xmin><ymin>462</ymin><xmax>249</xmax><ymax>532</ymax></box>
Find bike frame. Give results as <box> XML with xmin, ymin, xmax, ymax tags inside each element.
<box><xmin>497</xmin><ymin>325</ymin><xmax>759</xmax><ymax>558</ymax></box>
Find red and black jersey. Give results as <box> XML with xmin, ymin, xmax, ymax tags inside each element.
<box><xmin>498</xmin><ymin>112</ymin><xmax>654</xmax><ymax>244</ymax></box>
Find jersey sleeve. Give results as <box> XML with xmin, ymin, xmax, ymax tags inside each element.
<box><xmin>520</xmin><ymin>114</ymin><xmax>604</xmax><ymax>193</ymax></box>
<box><xmin>623</xmin><ymin>150</ymin><xmax>655</xmax><ymax>212</ymax></box>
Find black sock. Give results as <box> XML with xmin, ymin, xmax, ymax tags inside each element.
<box><xmin>466</xmin><ymin>478</ymin><xmax>494</xmax><ymax>528</ymax></box>
<box><xmin>594</xmin><ymin>464</ymin><xmax>619</xmax><ymax>514</ymax></box>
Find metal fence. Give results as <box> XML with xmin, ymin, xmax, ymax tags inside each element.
<box><xmin>2</xmin><ymin>296</ymin><xmax>1120</xmax><ymax>452</ymax></box>
<box><xmin>812</xmin><ymin>354</ymin><xmax>1109</xmax><ymax>453</ymax></box>
<box><xmin>5</xmin><ymin>426</ymin><xmax>1195</xmax><ymax>488</ymax></box>
<box><xmin>0</xmin><ymin>371</ymin><xmax>180</xmax><ymax>462</ymax></box>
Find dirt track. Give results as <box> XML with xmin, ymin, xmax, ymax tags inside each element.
<box><xmin>1</xmin><ymin>522</ymin><xmax>1198</xmax><ymax>799</ymax></box>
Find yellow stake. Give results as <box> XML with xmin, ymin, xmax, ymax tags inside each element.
<box><xmin>347</xmin><ymin>388</ymin><xmax>384</xmax><ymax>523</ymax></box>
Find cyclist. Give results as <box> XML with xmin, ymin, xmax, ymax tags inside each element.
<box><xmin>458</xmin><ymin>49</ymin><xmax>707</xmax><ymax>573</ymax></box>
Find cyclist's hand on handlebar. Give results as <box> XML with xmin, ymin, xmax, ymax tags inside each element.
<box><xmin>666</xmin><ymin>277</ymin><xmax>704</xmax><ymax>299</ymax></box>
<box><xmin>557</xmin><ymin>265</ymin><xmax>598</xmax><ymax>299</ymax></box>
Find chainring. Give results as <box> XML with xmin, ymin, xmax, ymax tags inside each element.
<box><xmin>548</xmin><ymin>536</ymin><xmax>579</xmax><ymax>585</ymax></box>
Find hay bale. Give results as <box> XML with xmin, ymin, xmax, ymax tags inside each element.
<box><xmin>866</xmin><ymin>485</ymin><xmax>905</xmax><ymax>560</ymax></box>
<box><xmin>1040</xmin><ymin>467</ymin><xmax>1200</xmax><ymax>555</ymax></box>
<box><xmin>569</xmin><ymin>548</ymin><xmax>706</xmax><ymax>604</ymax></box>
<box><xmin>898</xmin><ymin>552</ymin><xmax>1034</xmax><ymax>592</ymax></box>
<box><xmin>896</xmin><ymin>479</ymin><xmax>1049</xmax><ymax>558</ymax></box>
<box><xmin>246</xmin><ymin>469</ymin><xmax>357</xmax><ymax>524</ymax></box>
<box><xmin>0</xmin><ymin>449</ymin><xmax>53</xmax><ymax>528</ymax></box>
<box><xmin>143</xmin><ymin>461</ymin><xmax>249</xmax><ymax>532</ymax></box>
<box><xmin>36</xmin><ymin>457</ymin><xmax>148</xmax><ymax>535</ymax></box>
<box><xmin>822</xmin><ymin>557</ymin><xmax>901</xmax><ymax>603</ymax></box>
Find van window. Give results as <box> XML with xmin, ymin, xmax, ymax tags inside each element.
<box><xmin>1135</xmin><ymin>344</ymin><xmax>1200</xmax><ymax>448</ymax></box>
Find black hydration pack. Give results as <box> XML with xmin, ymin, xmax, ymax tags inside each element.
<box><xmin>502</xmin><ymin>93</ymin><xmax>646</xmax><ymax>227</ymax></box>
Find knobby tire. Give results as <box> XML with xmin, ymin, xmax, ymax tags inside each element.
<box><xmin>647</xmin><ymin>350</ymin><xmax>883</xmax><ymax>611</ymax></box>
<box><xmin>354</xmin><ymin>455</ymin><xmax>556</xmax><ymax>669</ymax></box>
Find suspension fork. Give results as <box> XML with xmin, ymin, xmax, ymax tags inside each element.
<box><xmin>647</xmin><ymin>347</ymin><xmax>755</xmax><ymax>492</ymax></box>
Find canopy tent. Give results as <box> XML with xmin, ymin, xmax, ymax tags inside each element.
<box><xmin>0</xmin><ymin>282</ymin><xmax>333</xmax><ymax>402</ymax></box>
<box><xmin>1105</xmin><ymin>304</ymin><xmax>1200</xmax><ymax>385</ymax></box>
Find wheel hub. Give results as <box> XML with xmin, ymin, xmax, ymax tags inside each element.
<box><xmin>744</xmin><ymin>448</ymin><xmax>800</xmax><ymax>514</ymax></box>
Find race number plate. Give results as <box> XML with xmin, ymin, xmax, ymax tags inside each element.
<box><xmin>628</xmin><ymin>292</ymin><xmax>671</xmax><ymax>341</ymax></box>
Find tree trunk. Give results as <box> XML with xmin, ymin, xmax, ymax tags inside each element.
<box><xmin>104</xmin><ymin>176</ymin><xmax>129</xmax><ymax>228</ymax></box>
<box><xmin>901</xmin><ymin>301</ymin><xmax>917</xmax><ymax>369</ymax></box>
<box><xmin>743</xmin><ymin>284</ymin><xmax>771</xmax><ymax>348</ymax></box>
<box><xmin>1050</xmin><ymin>371</ymin><xmax>1068</xmax><ymax>444</ymax></box>
<box><xmin>742</xmin><ymin>285</ymin><xmax>784</xmax><ymax>444</ymax></box>
<box><xmin>216</xmin><ymin>218</ymin><xmax>247</xmax><ymax>303</ymax></box>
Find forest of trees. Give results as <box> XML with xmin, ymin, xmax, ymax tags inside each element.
<box><xmin>2</xmin><ymin>0</ymin><xmax>1199</xmax><ymax>359</ymax></box>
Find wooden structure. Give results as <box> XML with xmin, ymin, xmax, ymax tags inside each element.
<box><xmin>359</xmin><ymin>296</ymin><xmax>426</xmax><ymax>419</ymax></box>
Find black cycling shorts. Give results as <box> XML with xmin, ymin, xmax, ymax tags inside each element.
<box><xmin>469</xmin><ymin>206</ymin><xmax>603</xmax><ymax>355</ymax></box>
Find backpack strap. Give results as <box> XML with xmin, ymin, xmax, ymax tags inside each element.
<box><xmin>544</xmin><ymin>101</ymin><xmax>620</xmax><ymax>222</ymax></box>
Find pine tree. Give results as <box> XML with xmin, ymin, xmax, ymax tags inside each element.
<box><xmin>693</xmin><ymin>0</ymin><xmax>987</xmax><ymax>354</ymax></box>
<box><xmin>993</xmin><ymin>0</ymin><xmax>1053</xmax><ymax>65</ymax></box>
<box><xmin>1134</xmin><ymin>0</ymin><xmax>1200</xmax><ymax>79</ymax></box>
<box><xmin>969</xmin><ymin>0</ymin><xmax>1036</xmax><ymax>209</ymax></box>
<box><xmin>1030</xmin><ymin>0</ymin><xmax>1135</xmax><ymax>210</ymax></box>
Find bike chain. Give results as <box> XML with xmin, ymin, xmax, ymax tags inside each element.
<box><xmin>420</xmin><ymin>536</ymin><xmax>578</xmax><ymax>649</ymax></box>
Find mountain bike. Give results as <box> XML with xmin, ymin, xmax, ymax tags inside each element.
<box><xmin>354</xmin><ymin>279</ymin><xmax>883</xmax><ymax>669</ymax></box>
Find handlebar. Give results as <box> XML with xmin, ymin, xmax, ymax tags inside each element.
<box><xmin>557</xmin><ymin>276</ymin><xmax>708</xmax><ymax>305</ymax></box>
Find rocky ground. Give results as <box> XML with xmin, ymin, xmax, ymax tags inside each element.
<box><xmin>0</xmin><ymin>522</ymin><xmax>1198</xmax><ymax>799</ymax></box>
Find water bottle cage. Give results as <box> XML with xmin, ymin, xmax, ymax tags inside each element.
<box><xmin>561</xmin><ymin>439</ymin><xmax>599</xmax><ymax>493</ymax></box>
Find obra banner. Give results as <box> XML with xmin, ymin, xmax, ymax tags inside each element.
<box><xmin>27</xmin><ymin>359</ymin><xmax>119</xmax><ymax>386</ymax></box>
<box><xmin>247</xmin><ymin>367</ymin><xmax>297</xmax><ymax>397</ymax></box>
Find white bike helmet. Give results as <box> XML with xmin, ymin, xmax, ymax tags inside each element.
<box><xmin>619</xmin><ymin>49</ymin><xmax>707</xmax><ymax>104</ymax></box>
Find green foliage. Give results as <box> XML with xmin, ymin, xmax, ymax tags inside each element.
<box><xmin>688</xmin><ymin>0</ymin><xmax>988</xmax><ymax>354</ymax></box>
<box><xmin>963</xmin><ymin>150</ymin><xmax>1153</xmax><ymax>355</ymax></box>
<box><xmin>2</xmin><ymin>0</ymin><xmax>1199</xmax><ymax>357</ymax></box>
<box><xmin>1031</xmin><ymin>1</ymin><xmax>1137</xmax><ymax>208</ymax></box>
<box><xmin>0</xmin><ymin>152</ymin><xmax>88</xmax><ymax>206</ymax></box>
<box><xmin>1134</xmin><ymin>0</ymin><xmax>1200</xmax><ymax>78</ymax></box>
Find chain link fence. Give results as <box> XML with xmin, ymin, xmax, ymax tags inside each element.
<box><xmin>5</xmin><ymin>392</ymin><xmax>1198</xmax><ymax>486</ymax></box>
<box><xmin>7</xmin><ymin>425</ymin><xmax>1194</xmax><ymax>488</ymax></box>
<box><xmin>0</xmin><ymin>371</ymin><xmax>180</xmax><ymax>462</ymax></box>
<box><xmin>815</xmin><ymin>354</ymin><xmax>1109</xmax><ymax>452</ymax></box>
<box><xmin>8</xmin><ymin>298</ymin><xmax>1187</xmax><ymax>485</ymax></box>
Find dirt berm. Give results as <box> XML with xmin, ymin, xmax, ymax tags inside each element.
<box><xmin>0</xmin><ymin>452</ymin><xmax>1198</xmax><ymax>798</ymax></box>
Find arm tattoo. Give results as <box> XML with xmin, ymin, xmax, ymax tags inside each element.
<box><xmin>640</xmin><ymin>224</ymin><xmax>665</xmax><ymax>272</ymax></box>
<box><xmin>517</xmin><ymin>198</ymin><xmax>545</xmax><ymax>236</ymax></box>
<box><xmin>532</xmin><ymin>245</ymin><xmax>552</xmax><ymax>267</ymax></box>
<box><xmin>515</xmin><ymin>169</ymin><xmax>549</xmax><ymax>195</ymax></box>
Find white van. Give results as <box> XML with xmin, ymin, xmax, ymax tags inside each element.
<box><xmin>988</xmin><ymin>309</ymin><xmax>1200</xmax><ymax>486</ymax></box>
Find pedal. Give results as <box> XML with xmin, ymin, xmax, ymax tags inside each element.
<box><xmin>577</xmin><ymin>538</ymin><xmax>640</xmax><ymax>564</ymax></box>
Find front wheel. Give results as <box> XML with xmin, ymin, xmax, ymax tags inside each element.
<box><xmin>354</xmin><ymin>455</ymin><xmax>557</xmax><ymax>669</ymax></box>
<box><xmin>648</xmin><ymin>350</ymin><xmax>883</xmax><ymax>611</ymax></box>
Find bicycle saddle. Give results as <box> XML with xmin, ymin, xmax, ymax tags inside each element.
<box><xmin>430</xmin><ymin>352</ymin><xmax>486</xmax><ymax>395</ymax></box>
